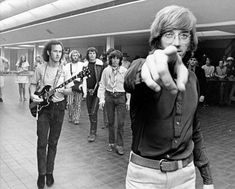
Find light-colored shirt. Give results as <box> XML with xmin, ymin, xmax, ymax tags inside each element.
<box><xmin>31</xmin><ymin>62</ymin><xmax>73</xmax><ymax>102</ymax></box>
<box><xmin>64</xmin><ymin>62</ymin><xmax>87</xmax><ymax>94</ymax></box>
<box><xmin>98</xmin><ymin>65</ymin><xmax>127</xmax><ymax>102</ymax></box>
<box><xmin>215</xmin><ymin>66</ymin><xmax>227</xmax><ymax>77</ymax></box>
<box><xmin>16</xmin><ymin>61</ymin><xmax>29</xmax><ymax>71</ymax></box>
<box><xmin>201</xmin><ymin>65</ymin><xmax>215</xmax><ymax>78</ymax></box>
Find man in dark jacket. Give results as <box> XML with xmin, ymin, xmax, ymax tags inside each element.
<box><xmin>84</xmin><ymin>47</ymin><xmax>104</xmax><ymax>142</ymax></box>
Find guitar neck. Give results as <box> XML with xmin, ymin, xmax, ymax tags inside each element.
<box><xmin>57</xmin><ymin>72</ymin><xmax>82</xmax><ymax>89</ymax></box>
<box><xmin>49</xmin><ymin>72</ymin><xmax>83</xmax><ymax>96</ymax></box>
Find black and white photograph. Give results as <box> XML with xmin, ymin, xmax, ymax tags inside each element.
<box><xmin>0</xmin><ymin>0</ymin><xmax>235</xmax><ymax>189</ymax></box>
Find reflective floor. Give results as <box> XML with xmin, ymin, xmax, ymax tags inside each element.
<box><xmin>0</xmin><ymin>76</ymin><xmax>235</xmax><ymax>189</ymax></box>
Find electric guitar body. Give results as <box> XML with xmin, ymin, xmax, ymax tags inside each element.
<box><xmin>29</xmin><ymin>66</ymin><xmax>90</xmax><ymax>117</ymax></box>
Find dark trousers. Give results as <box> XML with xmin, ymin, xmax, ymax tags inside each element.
<box><xmin>105</xmin><ymin>91</ymin><xmax>126</xmax><ymax>146</ymax></box>
<box><xmin>37</xmin><ymin>100</ymin><xmax>65</xmax><ymax>175</ymax></box>
<box><xmin>86</xmin><ymin>93</ymin><xmax>99</xmax><ymax>135</ymax></box>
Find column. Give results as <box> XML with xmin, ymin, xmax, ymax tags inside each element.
<box><xmin>106</xmin><ymin>36</ymin><xmax>114</xmax><ymax>51</ymax></box>
<box><xmin>33</xmin><ymin>43</ymin><xmax>39</xmax><ymax>59</ymax></box>
<box><xmin>0</xmin><ymin>46</ymin><xmax>5</xmax><ymax>57</ymax></box>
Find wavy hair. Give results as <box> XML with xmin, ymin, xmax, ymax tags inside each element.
<box><xmin>108</xmin><ymin>50</ymin><xmax>123</xmax><ymax>66</ymax></box>
<box><xmin>86</xmin><ymin>47</ymin><xmax>98</xmax><ymax>61</ymax></box>
<box><xmin>42</xmin><ymin>40</ymin><xmax>64</xmax><ymax>62</ymax></box>
<box><xmin>69</xmin><ymin>50</ymin><xmax>81</xmax><ymax>62</ymax></box>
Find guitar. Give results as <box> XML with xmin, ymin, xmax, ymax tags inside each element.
<box><xmin>29</xmin><ymin>66</ymin><xmax>90</xmax><ymax>117</ymax></box>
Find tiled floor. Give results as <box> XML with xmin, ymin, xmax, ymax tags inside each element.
<box><xmin>0</xmin><ymin>76</ymin><xmax>235</xmax><ymax>189</ymax></box>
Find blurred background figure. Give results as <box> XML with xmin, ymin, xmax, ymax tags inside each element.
<box><xmin>188</xmin><ymin>57</ymin><xmax>207</xmax><ymax>104</ymax></box>
<box><xmin>225</xmin><ymin>57</ymin><xmax>235</xmax><ymax>79</ymax></box>
<box><xmin>215</xmin><ymin>60</ymin><xmax>227</xmax><ymax>105</ymax></box>
<box><xmin>215</xmin><ymin>60</ymin><xmax>227</xmax><ymax>79</ymax></box>
<box><xmin>201</xmin><ymin>57</ymin><xmax>216</xmax><ymax>105</ymax></box>
<box><xmin>33</xmin><ymin>55</ymin><xmax>44</xmax><ymax>70</ymax></box>
<box><xmin>65</xmin><ymin>50</ymin><xmax>87</xmax><ymax>125</ymax></box>
<box><xmin>0</xmin><ymin>56</ymin><xmax>9</xmax><ymax>102</ymax></box>
<box><xmin>201</xmin><ymin>57</ymin><xmax>215</xmax><ymax>78</ymax></box>
<box><xmin>225</xmin><ymin>57</ymin><xmax>235</xmax><ymax>104</ymax></box>
<box><xmin>61</xmin><ymin>49</ymin><xmax>70</xmax><ymax>65</ymax></box>
<box><xmin>121</xmin><ymin>53</ymin><xmax>131</xmax><ymax>69</ymax></box>
<box><xmin>15</xmin><ymin>55</ymin><xmax>30</xmax><ymax>102</ymax></box>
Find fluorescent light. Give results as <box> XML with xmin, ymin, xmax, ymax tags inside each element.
<box><xmin>197</xmin><ymin>30</ymin><xmax>235</xmax><ymax>37</ymax></box>
<box><xmin>18</xmin><ymin>44</ymin><xmax>34</xmax><ymax>48</ymax></box>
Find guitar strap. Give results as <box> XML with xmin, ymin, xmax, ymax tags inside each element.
<box><xmin>53</xmin><ymin>64</ymin><xmax>63</xmax><ymax>89</ymax></box>
<box><xmin>70</xmin><ymin>63</ymin><xmax>73</xmax><ymax>76</ymax></box>
<box><xmin>35</xmin><ymin>64</ymin><xmax>48</xmax><ymax>120</ymax></box>
<box><xmin>36</xmin><ymin>63</ymin><xmax>62</xmax><ymax>120</ymax></box>
<box><xmin>41</xmin><ymin>63</ymin><xmax>48</xmax><ymax>87</ymax></box>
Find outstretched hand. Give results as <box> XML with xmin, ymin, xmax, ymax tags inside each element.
<box><xmin>141</xmin><ymin>46</ymin><xmax>188</xmax><ymax>94</ymax></box>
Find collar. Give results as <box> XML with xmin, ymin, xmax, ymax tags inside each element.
<box><xmin>84</xmin><ymin>58</ymin><xmax>103</xmax><ymax>66</ymax></box>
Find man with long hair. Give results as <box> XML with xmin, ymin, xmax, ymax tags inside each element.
<box><xmin>125</xmin><ymin>5</ymin><xmax>214</xmax><ymax>189</ymax></box>
<box><xmin>65</xmin><ymin>50</ymin><xmax>87</xmax><ymax>125</ymax></box>
<box><xmin>98</xmin><ymin>50</ymin><xmax>130</xmax><ymax>155</ymax></box>
<box><xmin>30</xmin><ymin>40</ymin><xmax>73</xmax><ymax>189</ymax></box>
<box><xmin>84</xmin><ymin>47</ymin><xmax>104</xmax><ymax>142</ymax></box>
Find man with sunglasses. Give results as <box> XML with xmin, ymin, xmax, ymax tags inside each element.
<box><xmin>125</xmin><ymin>5</ymin><xmax>214</xmax><ymax>189</ymax></box>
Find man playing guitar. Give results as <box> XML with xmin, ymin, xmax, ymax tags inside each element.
<box><xmin>29</xmin><ymin>40</ymin><xmax>73</xmax><ymax>189</ymax></box>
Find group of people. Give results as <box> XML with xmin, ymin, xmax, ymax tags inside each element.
<box><xmin>28</xmin><ymin>5</ymin><xmax>215</xmax><ymax>189</ymax></box>
<box><xmin>29</xmin><ymin>41</ymin><xmax>132</xmax><ymax>188</ymax></box>
<box><xmin>201</xmin><ymin>56</ymin><xmax>235</xmax><ymax>80</ymax></box>
<box><xmin>187</xmin><ymin>55</ymin><xmax>235</xmax><ymax>105</ymax></box>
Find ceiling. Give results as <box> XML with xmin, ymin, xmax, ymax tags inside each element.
<box><xmin>0</xmin><ymin>0</ymin><xmax>235</xmax><ymax>49</ymax></box>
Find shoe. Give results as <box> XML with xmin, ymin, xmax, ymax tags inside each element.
<box><xmin>116</xmin><ymin>145</ymin><xmax>124</xmax><ymax>155</ymax></box>
<box><xmin>74</xmin><ymin>121</ymin><xmax>79</xmax><ymax>125</ymax></box>
<box><xmin>46</xmin><ymin>173</ymin><xmax>54</xmax><ymax>187</ymax></box>
<box><xmin>107</xmin><ymin>144</ymin><xmax>115</xmax><ymax>152</ymax></box>
<box><xmin>87</xmin><ymin>134</ymin><xmax>96</xmax><ymax>142</ymax></box>
<box><xmin>0</xmin><ymin>98</ymin><xmax>3</xmax><ymax>102</ymax></box>
<box><xmin>37</xmin><ymin>174</ymin><xmax>45</xmax><ymax>189</ymax></box>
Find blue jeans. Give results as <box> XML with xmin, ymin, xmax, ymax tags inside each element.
<box><xmin>105</xmin><ymin>91</ymin><xmax>126</xmax><ymax>146</ymax></box>
<box><xmin>37</xmin><ymin>100</ymin><xmax>65</xmax><ymax>175</ymax></box>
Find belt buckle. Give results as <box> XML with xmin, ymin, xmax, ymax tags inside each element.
<box><xmin>159</xmin><ymin>159</ymin><xmax>167</xmax><ymax>172</ymax></box>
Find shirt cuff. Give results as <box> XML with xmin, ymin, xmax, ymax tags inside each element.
<box><xmin>198</xmin><ymin>164</ymin><xmax>213</xmax><ymax>185</ymax></box>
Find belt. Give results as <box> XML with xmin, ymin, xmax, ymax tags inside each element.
<box><xmin>130</xmin><ymin>152</ymin><xmax>193</xmax><ymax>172</ymax></box>
<box><xmin>106</xmin><ymin>90</ymin><xmax>125</xmax><ymax>97</ymax></box>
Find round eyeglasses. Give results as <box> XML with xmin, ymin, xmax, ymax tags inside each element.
<box><xmin>162</xmin><ymin>31</ymin><xmax>191</xmax><ymax>43</ymax></box>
